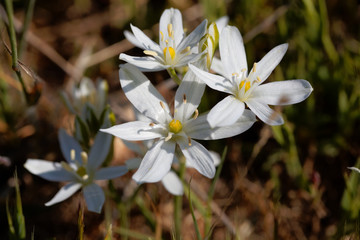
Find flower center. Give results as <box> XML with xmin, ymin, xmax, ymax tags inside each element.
<box><xmin>76</xmin><ymin>166</ymin><xmax>87</xmax><ymax>177</ymax></box>
<box><xmin>168</xmin><ymin>119</ymin><xmax>182</xmax><ymax>134</ymax></box>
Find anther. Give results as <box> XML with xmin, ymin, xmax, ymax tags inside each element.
<box><xmin>61</xmin><ymin>161</ymin><xmax>73</xmax><ymax>172</ymax></box>
<box><xmin>81</xmin><ymin>152</ymin><xmax>88</xmax><ymax>165</ymax></box>
<box><xmin>144</xmin><ymin>50</ymin><xmax>158</xmax><ymax>57</ymax></box>
<box><xmin>188</xmin><ymin>136</ymin><xmax>192</xmax><ymax>146</ymax></box>
<box><xmin>183</xmin><ymin>94</ymin><xmax>187</xmax><ymax>104</ymax></box>
<box><xmin>165</xmin><ymin>132</ymin><xmax>173</xmax><ymax>141</ymax></box>
<box><xmin>180</xmin><ymin>46</ymin><xmax>191</xmax><ymax>54</ymax></box>
<box><xmin>232</xmin><ymin>72</ymin><xmax>239</xmax><ymax>77</ymax></box>
<box><xmin>160</xmin><ymin>101</ymin><xmax>165</xmax><ymax>109</ymax></box>
<box><xmin>193</xmin><ymin>109</ymin><xmax>199</xmax><ymax>119</ymax></box>
<box><xmin>241</xmin><ymin>68</ymin><xmax>247</xmax><ymax>72</ymax></box>
<box><xmin>160</xmin><ymin>31</ymin><xmax>164</xmax><ymax>41</ymax></box>
<box><xmin>70</xmin><ymin>149</ymin><xmax>75</xmax><ymax>161</ymax></box>
<box><xmin>149</xmin><ymin>122</ymin><xmax>156</xmax><ymax>127</ymax></box>
<box><xmin>252</xmin><ymin>62</ymin><xmax>257</xmax><ymax>73</ymax></box>
<box><xmin>167</xmin><ymin>24</ymin><xmax>173</xmax><ymax>37</ymax></box>
<box><xmin>256</xmin><ymin>76</ymin><xmax>261</xmax><ymax>82</ymax></box>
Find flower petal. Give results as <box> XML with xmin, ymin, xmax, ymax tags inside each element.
<box><xmin>119</xmin><ymin>54</ymin><xmax>165</xmax><ymax>72</ymax></box>
<box><xmin>207</xmin><ymin>95</ymin><xmax>245</xmax><ymax>127</ymax></box>
<box><xmin>159</xmin><ymin>8</ymin><xmax>184</xmax><ymax>47</ymax></box>
<box><xmin>246</xmin><ymin>98</ymin><xmax>284</xmax><ymax>125</ymax></box>
<box><xmin>83</xmin><ymin>183</ymin><xmax>105</xmax><ymax>213</ymax></box>
<box><xmin>125</xmin><ymin>158</ymin><xmax>142</xmax><ymax>170</ymax></box>
<box><xmin>88</xmin><ymin>130</ymin><xmax>113</xmax><ymax>170</ymax></box>
<box><xmin>133</xmin><ymin>140</ymin><xmax>175</xmax><ymax>183</ymax></box>
<box><xmin>215</xmin><ymin>16</ymin><xmax>229</xmax><ymax>35</ymax></box>
<box><xmin>250</xmin><ymin>79</ymin><xmax>313</xmax><ymax>106</ymax></box>
<box><xmin>94</xmin><ymin>166</ymin><xmax>128</xmax><ymax>180</ymax></box>
<box><xmin>178</xmin><ymin>20</ymin><xmax>208</xmax><ymax>50</ymax></box>
<box><xmin>24</xmin><ymin>159</ymin><xmax>75</xmax><ymax>182</ymax></box>
<box><xmin>348</xmin><ymin>167</ymin><xmax>360</xmax><ymax>174</ymax></box>
<box><xmin>174</xmin><ymin>68</ymin><xmax>206</xmax><ymax>121</ymax></box>
<box><xmin>101</xmin><ymin>121</ymin><xmax>164</xmax><ymax>141</ymax></box>
<box><xmin>251</xmin><ymin>43</ymin><xmax>288</xmax><ymax>84</ymax></box>
<box><xmin>186</xmin><ymin>109</ymin><xmax>256</xmax><ymax>140</ymax></box>
<box><xmin>124</xmin><ymin>30</ymin><xmax>144</xmax><ymax>49</ymax></box>
<box><xmin>220</xmin><ymin>26</ymin><xmax>247</xmax><ymax>77</ymax></box>
<box><xmin>45</xmin><ymin>182</ymin><xmax>82</xmax><ymax>206</ymax></box>
<box><xmin>161</xmin><ymin>171</ymin><xmax>184</xmax><ymax>196</ymax></box>
<box><xmin>178</xmin><ymin>139</ymin><xmax>215</xmax><ymax>179</ymax></box>
<box><xmin>119</xmin><ymin>64</ymin><xmax>170</xmax><ymax>123</ymax></box>
<box><xmin>188</xmin><ymin>64</ymin><xmax>234</xmax><ymax>94</ymax></box>
<box><xmin>210</xmin><ymin>57</ymin><xmax>227</xmax><ymax>77</ymax></box>
<box><xmin>130</xmin><ymin>24</ymin><xmax>161</xmax><ymax>52</ymax></box>
<box><xmin>58</xmin><ymin>128</ymin><xmax>83</xmax><ymax>164</ymax></box>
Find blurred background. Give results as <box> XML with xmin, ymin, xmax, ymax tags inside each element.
<box><xmin>0</xmin><ymin>0</ymin><xmax>360</xmax><ymax>239</ymax></box>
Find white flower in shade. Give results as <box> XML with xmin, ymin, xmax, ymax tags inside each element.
<box><xmin>121</xmin><ymin>8</ymin><xmax>207</xmax><ymax>71</ymax></box>
<box><xmin>189</xmin><ymin>26</ymin><xmax>313</xmax><ymax>127</ymax></box>
<box><xmin>24</xmin><ymin>129</ymin><xmax>127</xmax><ymax>213</ymax></box>
<box><xmin>101</xmin><ymin>64</ymin><xmax>256</xmax><ymax>183</ymax></box>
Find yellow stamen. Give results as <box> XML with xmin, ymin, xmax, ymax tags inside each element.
<box><xmin>160</xmin><ymin>31</ymin><xmax>164</xmax><ymax>41</ymax></box>
<box><xmin>245</xmin><ymin>81</ymin><xmax>251</xmax><ymax>92</ymax></box>
<box><xmin>256</xmin><ymin>76</ymin><xmax>261</xmax><ymax>82</ymax></box>
<box><xmin>232</xmin><ymin>72</ymin><xmax>239</xmax><ymax>77</ymax></box>
<box><xmin>252</xmin><ymin>62</ymin><xmax>257</xmax><ymax>73</ymax></box>
<box><xmin>167</xmin><ymin>24</ymin><xmax>173</xmax><ymax>37</ymax></box>
<box><xmin>241</xmin><ymin>68</ymin><xmax>247</xmax><ymax>72</ymax></box>
<box><xmin>160</xmin><ymin>101</ymin><xmax>165</xmax><ymax>109</ymax></box>
<box><xmin>70</xmin><ymin>149</ymin><xmax>75</xmax><ymax>161</ymax></box>
<box><xmin>180</xmin><ymin>46</ymin><xmax>191</xmax><ymax>54</ymax></box>
<box><xmin>168</xmin><ymin>119</ymin><xmax>183</xmax><ymax>134</ymax></box>
<box><xmin>144</xmin><ymin>50</ymin><xmax>158</xmax><ymax>57</ymax></box>
<box><xmin>163</xmin><ymin>47</ymin><xmax>176</xmax><ymax>60</ymax></box>
<box><xmin>239</xmin><ymin>79</ymin><xmax>251</xmax><ymax>92</ymax></box>
<box><xmin>188</xmin><ymin>136</ymin><xmax>192</xmax><ymax>146</ymax></box>
<box><xmin>61</xmin><ymin>161</ymin><xmax>73</xmax><ymax>172</ymax></box>
<box><xmin>81</xmin><ymin>152</ymin><xmax>88</xmax><ymax>165</ymax></box>
<box><xmin>193</xmin><ymin>109</ymin><xmax>199</xmax><ymax>120</ymax></box>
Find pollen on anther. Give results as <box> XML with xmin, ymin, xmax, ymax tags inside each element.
<box><xmin>160</xmin><ymin>31</ymin><xmax>164</xmax><ymax>41</ymax></box>
<box><xmin>232</xmin><ymin>72</ymin><xmax>239</xmax><ymax>77</ymax></box>
<box><xmin>167</xmin><ymin>24</ymin><xmax>173</xmax><ymax>37</ymax></box>
<box><xmin>188</xmin><ymin>137</ymin><xmax>192</xmax><ymax>146</ymax></box>
<box><xmin>180</xmin><ymin>46</ymin><xmax>191</xmax><ymax>54</ymax></box>
<box><xmin>183</xmin><ymin>94</ymin><xmax>187</xmax><ymax>104</ymax></box>
<box><xmin>252</xmin><ymin>62</ymin><xmax>257</xmax><ymax>73</ymax></box>
<box><xmin>193</xmin><ymin>109</ymin><xmax>199</xmax><ymax>119</ymax></box>
<box><xmin>149</xmin><ymin>122</ymin><xmax>155</xmax><ymax>127</ymax></box>
<box><xmin>256</xmin><ymin>76</ymin><xmax>261</xmax><ymax>82</ymax></box>
<box><xmin>160</xmin><ymin>101</ymin><xmax>165</xmax><ymax>109</ymax></box>
<box><xmin>241</xmin><ymin>68</ymin><xmax>247</xmax><ymax>72</ymax></box>
<box><xmin>144</xmin><ymin>50</ymin><xmax>158</xmax><ymax>57</ymax></box>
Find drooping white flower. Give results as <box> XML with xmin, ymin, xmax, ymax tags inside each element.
<box><xmin>101</xmin><ymin>64</ymin><xmax>256</xmax><ymax>183</ymax></box>
<box><xmin>189</xmin><ymin>26</ymin><xmax>313</xmax><ymax>127</ymax></box>
<box><xmin>121</xmin><ymin>8</ymin><xmax>207</xmax><ymax>71</ymax></box>
<box><xmin>24</xmin><ymin>129</ymin><xmax>127</xmax><ymax>213</ymax></box>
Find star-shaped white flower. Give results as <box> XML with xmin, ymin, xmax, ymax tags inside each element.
<box><xmin>101</xmin><ymin>64</ymin><xmax>256</xmax><ymax>183</ymax></box>
<box><xmin>189</xmin><ymin>26</ymin><xmax>313</xmax><ymax>127</ymax></box>
<box><xmin>121</xmin><ymin>8</ymin><xmax>207</xmax><ymax>71</ymax></box>
<box><xmin>24</xmin><ymin>129</ymin><xmax>127</xmax><ymax>213</ymax></box>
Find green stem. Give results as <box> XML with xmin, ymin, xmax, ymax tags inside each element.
<box><xmin>174</xmin><ymin>147</ymin><xmax>186</xmax><ymax>240</ymax></box>
<box><xmin>4</xmin><ymin>0</ymin><xmax>30</xmax><ymax>103</ymax></box>
<box><xmin>18</xmin><ymin>0</ymin><xmax>36</xmax><ymax>57</ymax></box>
<box><xmin>114</xmin><ymin>227</ymin><xmax>154</xmax><ymax>240</ymax></box>
<box><xmin>167</xmin><ymin>68</ymin><xmax>182</xmax><ymax>85</ymax></box>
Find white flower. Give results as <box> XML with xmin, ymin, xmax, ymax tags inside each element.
<box><xmin>121</xmin><ymin>8</ymin><xmax>207</xmax><ymax>71</ymax></box>
<box><xmin>101</xmin><ymin>64</ymin><xmax>256</xmax><ymax>183</ymax></box>
<box><xmin>24</xmin><ymin>129</ymin><xmax>127</xmax><ymax>213</ymax></box>
<box><xmin>189</xmin><ymin>26</ymin><xmax>313</xmax><ymax>127</ymax></box>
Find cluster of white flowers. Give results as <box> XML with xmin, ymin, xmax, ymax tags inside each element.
<box><xmin>24</xmin><ymin>8</ymin><xmax>313</xmax><ymax>213</ymax></box>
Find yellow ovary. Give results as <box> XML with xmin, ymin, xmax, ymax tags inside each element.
<box><xmin>239</xmin><ymin>79</ymin><xmax>251</xmax><ymax>92</ymax></box>
<box><xmin>168</xmin><ymin>119</ymin><xmax>183</xmax><ymax>134</ymax></box>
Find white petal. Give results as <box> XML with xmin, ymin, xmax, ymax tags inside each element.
<box><xmin>246</xmin><ymin>99</ymin><xmax>284</xmax><ymax>125</ymax></box>
<box><xmin>161</xmin><ymin>171</ymin><xmax>184</xmax><ymax>196</ymax></box>
<box><xmin>207</xmin><ymin>95</ymin><xmax>245</xmax><ymax>127</ymax></box>
<box><xmin>58</xmin><ymin>128</ymin><xmax>83</xmax><ymax>164</ymax></box>
<box><xmin>130</xmin><ymin>24</ymin><xmax>161</xmax><ymax>52</ymax></box>
<box><xmin>174</xmin><ymin>53</ymin><xmax>203</xmax><ymax>67</ymax></box>
<box><xmin>119</xmin><ymin>64</ymin><xmax>170</xmax><ymax>123</ymax></box>
<box><xmin>122</xmin><ymin>140</ymin><xmax>144</xmax><ymax>155</ymax></box>
<box><xmin>252</xmin><ymin>43</ymin><xmax>288</xmax><ymax>84</ymax></box>
<box><xmin>88</xmin><ymin>130</ymin><xmax>113</xmax><ymax>170</ymax></box>
<box><xmin>188</xmin><ymin>64</ymin><xmax>234</xmax><ymax>94</ymax></box>
<box><xmin>210</xmin><ymin>57</ymin><xmax>227</xmax><ymax>76</ymax></box>
<box><xmin>83</xmin><ymin>183</ymin><xmax>105</xmax><ymax>213</ymax></box>
<box><xmin>215</xmin><ymin>16</ymin><xmax>229</xmax><ymax>34</ymax></box>
<box><xmin>159</xmin><ymin>8</ymin><xmax>184</xmax><ymax>47</ymax></box>
<box><xmin>178</xmin><ymin>20</ymin><xmax>208</xmax><ymax>50</ymax></box>
<box><xmin>101</xmin><ymin>121</ymin><xmax>164</xmax><ymax>141</ymax></box>
<box><xmin>250</xmin><ymin>80</ymin><xmax>313</xmax><ymax>106</ymax></box>
<box><xmin>124</xmin><ymin>30</ymin><xmax>144</xmax><ymax>49</ymax></box>
<box><xmin>119</xmin><ymin>54</ymin><xmax>165</xmax><ymax>72</ymax></box>
<box><xmin>220</xmin><ymin>26</ymin><xmax>247</xmax><ymax>77</ymax></box>
<box><xmin>348</xmin><ymin>167</ymin><xmax>360</xmax><ymax>174</ymax></box>
<box><xmin>94</xmin><ymin>166</ymin><xmax>128</xmax><ymax>180</ymax></box>
<box><xmin>174</xmin><ymin>68</ymin><xmax>206</xmax><ymax>121</ymax></box>
<box><xmin>24</xmin><ymin>159</ymin><xmax>75</xmax><ymax>182</ymax></box>
<box><xmin>45</xmin><ymin>182</ymin><xmax>82</xmax><ymax>206</ymax></box>
<box><xmin>209</xmin><ymin>151</ymin><xmax>221</xmax><ymax>166</ymax></box>
<box><xmin>186</xmin><ymin>109</ymin><xmax>256</xmax><ymax>140</ymax></box>
<box><xmin>133</xmin><ymin>140</ymin><xmax>175</xmax><ymax>183</ymax></box>
<box><xmin>178</xmin><ymin>139</ymin><xmax>215</xmax><ymax>179</ymax></box>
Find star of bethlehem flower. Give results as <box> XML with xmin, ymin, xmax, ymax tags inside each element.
<box><xmin>121</xmin><ymin>8</ymin><xmax>207</xmax><ymax>72</ymax></box>
<box><xmin>24</xmin><ymin>128</ymin><xmax>127</xmax><ymax>213</ymax></box>
<box><xmin>101</xmin><ymin>64</ymin><xmax>256</xmax><ymax>183</ymax></box>
<box><xmin>189</xmin><ymin>25</ymin><xmax>313</xmax><ymax>127</ymax></box>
